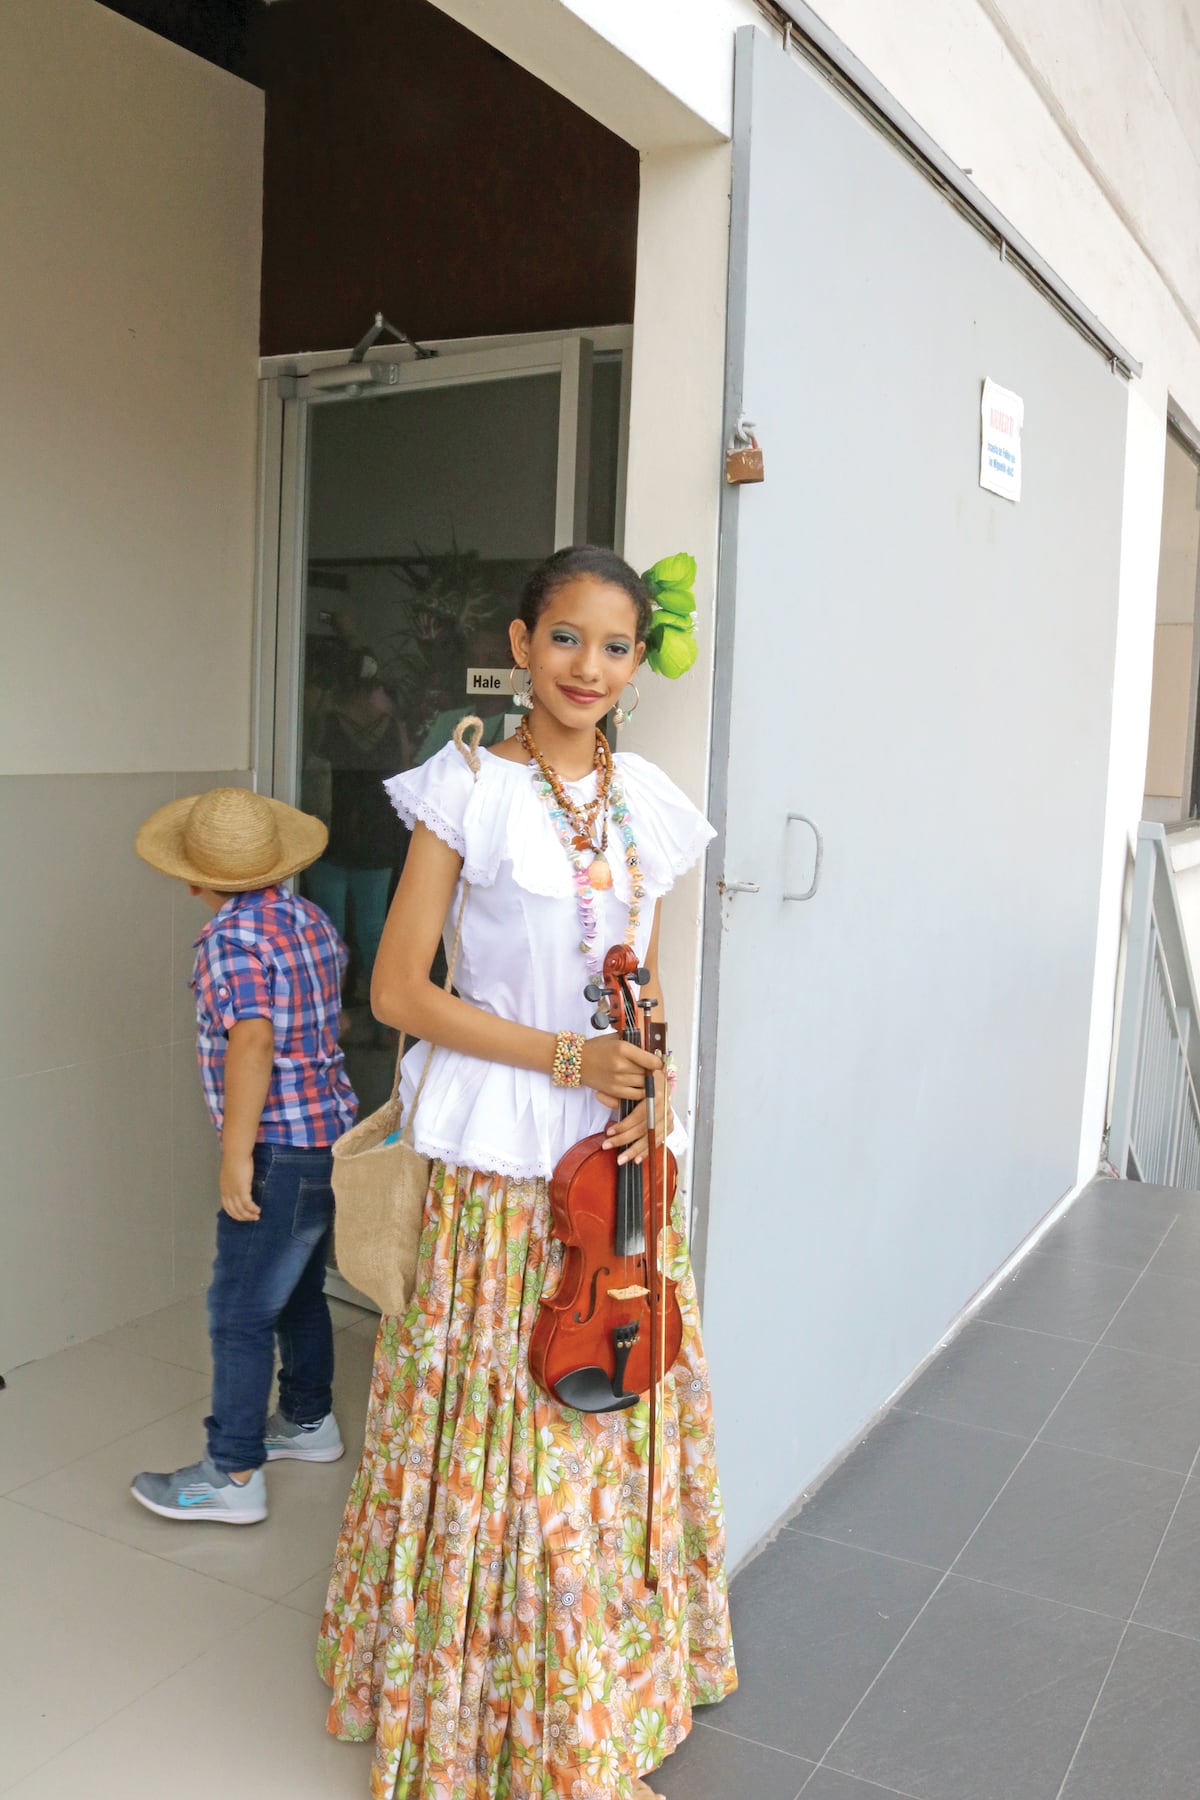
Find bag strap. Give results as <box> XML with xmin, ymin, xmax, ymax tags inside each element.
<box><xmin>392</xmin><ymin>716</ymin><xmax>484</xmax><ymax>1145</ymax></box>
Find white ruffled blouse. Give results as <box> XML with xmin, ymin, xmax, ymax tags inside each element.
<box><xmin>384</xmin><ymin>742</ymin><xmax>715</xmax><ymax>1180</ymax></box>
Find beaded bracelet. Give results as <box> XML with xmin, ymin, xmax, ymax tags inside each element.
<box><xmin>551</xmin><ymin>1029</ymin><xmax>585</xmax><ymax>1088</ymax></box>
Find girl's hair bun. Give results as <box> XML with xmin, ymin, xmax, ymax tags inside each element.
<box><xmin>519</xmin><ymin>547</ymin><xmax>653</xmax><ymax>640</ymax></box>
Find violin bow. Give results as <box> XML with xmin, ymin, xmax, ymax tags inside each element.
<box><xmin>644</xmin><ymin>1012</ymin><xmax>669</xmax><ymax>1593</ymax></box>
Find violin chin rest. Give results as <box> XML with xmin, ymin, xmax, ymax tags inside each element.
<box><xmin>553</xmin><ymin>1366</ymin><xmax>640</xmax><ymax>1414</ymax></box>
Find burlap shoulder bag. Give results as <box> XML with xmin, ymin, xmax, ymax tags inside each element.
<box><xmin>332</xmin><ymin>717</ymin><xmax>482</xmax><ymax>1315</ymax></box>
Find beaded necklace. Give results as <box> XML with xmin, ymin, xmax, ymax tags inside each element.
<box><xmin>518</xmin><ymin>720</ymin><xmax>645</xmax><ymax>978</ymax></box>
<box><xmin>518</xmin><ymin>720</ymin><xmax>612</xmax><ymax>879</ymax></box>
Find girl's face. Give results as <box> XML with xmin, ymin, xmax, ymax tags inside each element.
<box><xmin>510</xmin><ymin>577</ymin><xmax>643</xmax><ymax>735</ymax></box>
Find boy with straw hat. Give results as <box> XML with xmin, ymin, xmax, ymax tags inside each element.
<box><xmin>129</xmin><ymin>786</ymin><xmax>358</xmax><ymax>1524</ymax></box>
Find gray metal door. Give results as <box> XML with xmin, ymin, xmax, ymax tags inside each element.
<box><xmin>696</xmin><ymin>27</ymin><xmax>1129</xmax><ymax>1563</ymax></box>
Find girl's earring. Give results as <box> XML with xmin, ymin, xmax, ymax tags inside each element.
<box><xmin>612</xmin><ymin>683</ymin><xmax>640</xmax><ymax>729</ymax></box>
<box><xmin>509</xmin><ymin>666</ymin><xmax>533</xmax><ymax>710</ymax></box>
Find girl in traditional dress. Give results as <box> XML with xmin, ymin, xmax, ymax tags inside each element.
<box><xmin>319</xmin><ymin>546</ymin><xmax>736</xmax><ymax>1800</ymax></box>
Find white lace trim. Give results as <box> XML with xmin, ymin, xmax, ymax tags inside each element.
<box><xmin>388</xmin><ymin>751</ymin><xmax>712</xmax><ymax>902</ymax></box>
<box><xmin>657</xmin><ymin>812</ymin><xmax>719</xmax><ymax>884</ymax></box>
<box><xmin>411</xmin><ymin>1130</ymin><xmax>553</xmax><ymax>1182</ymax></box>
<box><xmin>435</xmin><ymin>1159</ymin><xmax>545</xmax><ymax>1192</ymax></box>
<box><xmin>391</xmin><ymin>788</ymin><xmax>466</xmax><ymax>858</ymax></box>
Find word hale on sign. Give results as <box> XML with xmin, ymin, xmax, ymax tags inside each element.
<box><xmin>979</xmin><ymin>377</ymin><xmax>1023</xmax><ymax>502</ymax></box>
<box><xmin>466</xmin><ymin>668</ymin><xmax>509</xmax><ymax>695</ymax></box>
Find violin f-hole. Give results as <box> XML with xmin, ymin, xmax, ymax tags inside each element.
<box><xmin>573</xmin><ymin>1265</ymin><xmax>611</xmax><ymax>1325</ymax></box>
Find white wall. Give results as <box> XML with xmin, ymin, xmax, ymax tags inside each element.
<box><xmin>429</xmin><ymin>0</ymin><xmax>759</xmax><ymax>147</ymax></box>
<box><xmin>0</xmin><ymin>0</ymin><xmax>262</xmax><ymax>776</ymax></box>
<box><xmin>620</xmin><ymin>143</ymin><xmax>734</xmax><ymax>1152</ymax></box>
<box><xmin>0</xmin><ymin>0</ymin><xmax>263</xmax><ymax>1368</ymax></box>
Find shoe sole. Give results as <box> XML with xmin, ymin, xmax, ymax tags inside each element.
<box><xmin>264</xmin><ymin>1441</ymin><xmax>345</xmax><ymax>1463</ymax></box>
<box><xmin>129</xmin><ymin>1483</ymin><xmax>267</xmax><ymax>1524</ymax></box>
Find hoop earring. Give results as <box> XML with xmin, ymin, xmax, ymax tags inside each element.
<box><xmin>509</xmin><ymin>666</ymin><xmax>533</xmax><ymax>710</ymax></box>
<box><xmin>612</xmin><ymin>683</ymin><xmax>640</xmax><ymax>728</ymax></box>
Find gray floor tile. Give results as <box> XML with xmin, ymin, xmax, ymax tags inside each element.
<box><xmin>955</xmin><ymin>1440</ymin><xmax>1182</xmax><ymax>1617</ymax></box>
<box><xmin>1125</xmin><ymin>1182</ymin><xmax>1200</xmax><ymax>1212</ymax></box>
<box><xmin>1039</xmin><ymin>1342</ymin><xmax>1200</xmax><ymax>1473</ymax></box>
<box><xmin>827</xmin><ymin>1575</ymin><xmax>1122</xmax><ymax>1800</ymax></box>
<box><xmin>715</xmin><ymin>1531</ymin><xmax>940</xmax><ymax>1761</ymax></box>
<box><xmin>977</xmin><ymin>1250</ymin><xmax>1139</xmax><ymax>1342</ymax></box>
<box><xmin>1059</xmin><ymin>1624</ymin><xmax>1200</xmax><ymax>1800</ymax></box>
<box><xmin>1134</xmin><ymin>1478</ymin><xmax>1200</xmax><ymax>1639</ymax></box>
<box><xmin>1038</xmin><ymin>1189</ymin><xmax>1176</xmax><ymax>1272</ymax></box>
<box><xmin>1101</xmin><ymin>1268</ymin><xmax>1200</xmax><ymax>1366</ymax></box>
<box><xmin>1148</xmin><ymin>1211</ymin><xmax>1200</xmax><ymax>1285</ymax></box>
<box><xmin>793</xmin><ymin>1412</ymin><xmax>1024</xmax><ymax>1569</ymax></box>
<box><xmin>649</xmin><ymin>1722</ymin><xmax>812</xmax><ymax>1800</ymax></box>
<box><xmin>897</xmin><ymin>1320</ymin><xmax>1089</xmax><ymax>1438</ymax></box>
<box><xmin>801</xmin><ymin>1773</ymin><xmax>919</xmax><ymax>1799</ymax></box>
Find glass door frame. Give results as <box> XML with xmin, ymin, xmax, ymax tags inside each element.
<box><xmin>252</xmin><ymin>325</ymin><xmax>633</xmax><ymax>806</ymax></box>
<box><xmin>251</xmin><ymin>326</ymin><xmax>630</xmax><ymax>1309</ymax></box>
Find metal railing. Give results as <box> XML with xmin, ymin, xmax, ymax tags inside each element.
<box><xmin>1109</xmin><ymin>822</ymin><xmax>1200</xmax><ymax>1185</ymax></box>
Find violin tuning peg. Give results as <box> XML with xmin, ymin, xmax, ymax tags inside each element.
<box><xmin>591</xmin><ymin>1008</ymin><xmax>610</xmax><ymax>1032</ymax></box>
<box><xmin>583</xmin><ymin>982</ymin><xmax>605</xmax><ymax>1003</ymax></box>
<box><xmin>635</xmin><ymin>967</ymin><xmax>651</xmax><ymax>986</ymax></box>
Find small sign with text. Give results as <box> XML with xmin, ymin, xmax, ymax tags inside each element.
<box><xmin>465</xmin><ymin>668</ymin><xmax>509</xmax><ymax>696</ymax></box>
<box><xmin>980</xmin><ymin>378</ymin><xmax>1023</xmax><ymax>502</ymax></box>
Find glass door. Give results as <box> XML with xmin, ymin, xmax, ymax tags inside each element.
<box><xmin>257</xmin><ymin>331</ymin><xmax>629</xmax><ymax>1160</ymax></box>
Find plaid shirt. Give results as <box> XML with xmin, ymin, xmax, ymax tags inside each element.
<box><xmin>191</xmin><ymin>886</ymin><xmax>357</xmax><ymax>1147</ymax></box>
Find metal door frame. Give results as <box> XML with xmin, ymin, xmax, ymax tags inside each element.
<box><xmin>252</xmin><ymin>325</ymin><xmax>633</xmax><ymax>804</ymax></box>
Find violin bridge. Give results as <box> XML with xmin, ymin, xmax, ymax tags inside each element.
<box><xmin>608</xmin><ymin>1284</ymin><xmax>650</xmax><ymax>1301</ymax></box>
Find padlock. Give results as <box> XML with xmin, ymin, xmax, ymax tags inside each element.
<box><xmin>725</xmin><ymin>440</ymin><xmax>764</xmax><ymax>483</ymax></box>
<box><xmin>725</xmin><ymin>420</ymin><xmax>765</xmax><ymax>484</ymax></box>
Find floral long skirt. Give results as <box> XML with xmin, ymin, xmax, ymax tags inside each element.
<box><xmin>318</xmin><ymin>1161</ymin><xmax>736</xmax><ymax>1800</ymax></box>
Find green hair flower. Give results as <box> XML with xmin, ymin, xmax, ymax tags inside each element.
<box><xmin>642</xmin><ymin>553</ymin><xmax>699</xmax><ymax>679</ymax></box>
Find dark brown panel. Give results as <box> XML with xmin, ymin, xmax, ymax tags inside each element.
<box><xmin>95</xmin><ymin>0</ymin><xmax>264</xmax><ymax>83</ymax></box>
<box><xmin>260</xmin><ymin>0</ymin><xmax>638</xmax><ymax>355</ymax></box>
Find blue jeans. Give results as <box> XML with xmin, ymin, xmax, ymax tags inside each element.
<box><xmin>205</xmin><ymin>1142</ymin><xmax>336</xmax><ymax>1472</ymax></box>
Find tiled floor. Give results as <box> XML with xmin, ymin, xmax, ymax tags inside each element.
<box><xmin>0</xmin><ymin>1291</ymin><xmax>378</xmax><ymax>1797</ymax></box>
<box><xmin>4</xmin><ymin>1176</ymin><xmax>1200</xmax><ymax>1797</ymax></box>
<box><xmin>656</xmin><ymin>1177</ymin><xmax>1200</xmax><ymax>1800</ymax></box>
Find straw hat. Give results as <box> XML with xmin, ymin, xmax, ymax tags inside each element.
<box><xmin>135</xmin><ymin>787</ymin><xmax>328</xmax><ymax>891</ymax></box>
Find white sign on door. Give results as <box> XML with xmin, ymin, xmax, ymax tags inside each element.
<box><xmin>980</xmin><ymin>378</ymin><xmax>1023</xmax><ymax>502</ymax></box>
<box><xmin>465</xmin><ymin>667</ymin><xmax>508</xmax><ymax>697</ymax></box>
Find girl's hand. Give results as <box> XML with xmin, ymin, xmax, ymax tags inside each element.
<box><xmin>580</xmin><ymin>1034</ymin><xmax>661</xmax><ymax>1107</ymax></box>
<box><xmin>600</xmin><ymin>1067</ymin><xmax>668</xmax><ymax>1166</ymax></box>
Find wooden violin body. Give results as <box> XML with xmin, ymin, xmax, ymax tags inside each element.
<box><xmin>529</xmin><ymin>1129</ymin><xmax>681</xmax><ymax>1412</ymax></box>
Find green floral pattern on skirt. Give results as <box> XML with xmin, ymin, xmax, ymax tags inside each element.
<box><xmin>319</xmin><ymin>1162</ymin><xmax>736</xmax><ymax>1799</ymax></box>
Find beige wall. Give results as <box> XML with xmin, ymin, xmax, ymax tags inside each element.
<box><xmin>0</xmin><ymin>2</ymin><xmax>263</xmax><ymax>1367</ymax></box>
<box><xmin>1145</xmin><ymin>432</ymin><xmax>1200</xmax><ymax>815</ymax></box>
<box><xmin>0</xmin><ymin>771</ymin><xmax>247</xmax><ymax>1370</ymax></box>
<box><xmin>0</xmin><ymin>0</ymin><xmax>262</xmax><ymax>777</ymax></box>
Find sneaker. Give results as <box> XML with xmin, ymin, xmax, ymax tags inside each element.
<box><xmin>130</xmin><ymin>1458</ymin><xmax>268</xmax><ymax>1525</ymax></box>
<box><xmin>263</xmin><ymin>1409</ymin><xmax>344</xmax><ymax>1463</ymax></box>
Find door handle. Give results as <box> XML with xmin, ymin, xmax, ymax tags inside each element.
<box><xmin>721</xmin><ymin>879</ymin><xmax>760</xmax><ymax>895</ymax></box>
<box><xmin>784</xmin><ymin>813</ymin><xmax>823</xmax><ymax>901</ymax></box>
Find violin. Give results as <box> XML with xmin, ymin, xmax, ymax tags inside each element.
<box><xmin>529</xmin><ymin>944</ymin><xmax>684</xmax><ymax>1585</ymax></box>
